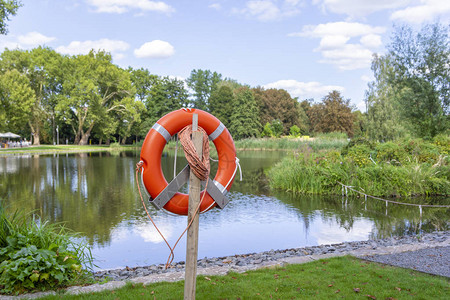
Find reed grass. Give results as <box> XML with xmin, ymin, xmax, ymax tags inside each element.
<box><xmin>268</xmin><ymin>140</ymin><xmax>450</xmax><ymax>197</ymax></box>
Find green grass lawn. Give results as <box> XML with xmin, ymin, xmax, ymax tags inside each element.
<box><xmin>0</xmin><ymin>144</ymin><xmax>138</xmax><ymax>155</ymax></box>
<box><xmin>40</xmin><ymin>256</ymin><xmax>449</xmax><ymax>300</ymax></box>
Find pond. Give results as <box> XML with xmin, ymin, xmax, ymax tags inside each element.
<box><xmin>0</xmin><ymin>150</ymin><xmax>448</xmax><ymax>270</ymax></box>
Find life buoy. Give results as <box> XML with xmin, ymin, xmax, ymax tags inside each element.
<box><xmin>140</xmin><ymin>108</ymin><xmax>237</xmax><ymax>215</ymax></box>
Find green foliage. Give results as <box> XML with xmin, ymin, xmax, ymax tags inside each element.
<box><xmin>341</xmin><ymin>136</ymin><xmax>375</xmax><ymax>156</ymax></box>
<box><xmin>228</xmin><ymin>87</ymin><xmax>261</xmax><ymax>140</ymax></box>
<box><xmin>0</xmin><ymin>0</ymin><xmax>21</xmax><ymax>35</ymax></box>
<box><xmin>261</xmin><ymin>122</ymin><xmax>273</xmax><ymax>138</ymax></box>
<box><xmin>0</xmin><ymin>204</ymin><xmax>93</xmax><ymax>294</ymax></box>
<box><xmin>186</xmin><ymin>69</ymin><xmax>222</xmax><ymax>110</ymax></box>
<box><xmin>308</xmin><ymin>90</ymin><xmax>355</xmax><ymax>137</ymax></box>
<box><xmin>387</xmin><ymin>23</ymin><xmax>450</xmax><ymax>138</ymax></box>
<box><xmin>209</xmin><ymin>84</ymin><xmax>234</xmax><ymax>128</ymax></box>
<box><xmin>270</xmin><ymin>119</ymin><xmax>283</xmax><ymax>138</ymax></box>
<box><xmin>345</xmin><ymin>144</ymin><xmax>373</xmax><ymax>167</ymax></box>
<box><xmin>289</xmin><ymin>125</ymin><xmax>301</xmax><ymax>137</ymax></box>
<box><xmin>365</xmin><ymin>54</ymin><xmax>408</xmax><ymax>142</ymax></box>
<box><xmin>253</xmin><ymin>87</ymin><xmax>303</xmax><ymax>135</ymax></box>
<box><xmin>269</xmin><ymin>139</ymin><xmax>450</xmax><ymax>197</ymax></box>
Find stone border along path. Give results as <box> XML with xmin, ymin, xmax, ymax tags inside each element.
<box><xmin>1</xmin><ymin>231</ymin><xmax>448</xmax><ymax>299</ymax></box>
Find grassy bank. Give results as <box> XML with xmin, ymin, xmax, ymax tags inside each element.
<box><xmin>268</xmin><ymin>137</ymin><xmax>450</xmax><ymax>197</ymax></box>
<box><xmin>40</xmin><ymin>256</ymin><xmax>449</xmax><ymax>299</ymax></box>
<box><xmin>233</xmin><ymin>133</ymin><xmax>348</xmax><ymax>151</ymax></box>
<box><xmin>0</xmin><ymin>144</ymin><xmax>138</xmax><ymax>155</ymax></box>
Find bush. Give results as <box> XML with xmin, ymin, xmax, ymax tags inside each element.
<box><xmin>0</xmin><ymin>205</ymin><xmax>93</xmax><ymax>294</ymax></box>
<box><xmin>375</xmin><ymin>142</ymin><xmax>407</xmax><ymax>165</ymax></box>
<box><xmin>289</xmin><ymin>125</ymin><xmax>301</xmax><ymax>137</ymax></box>
<box><xmin>109</xmin><ymin>142</ymin><xmax>121</xmax><ymax>149</ymax></box>
<box><xmin>270</xmin><ymin>119</ymin><xmax>283</xmax><ymax>138</ymax></box>
<box><xmin>341</xmin><ymin>136</ymin><xmax>376</xmax><ymax>156</ymax></box>
<box><xmin>261</xmin><ymin>122</ymin><xmax>273</xmax><ymax>138</ymax></box>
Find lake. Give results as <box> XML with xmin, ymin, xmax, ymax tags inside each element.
<box><xmin>0</xmin><ymin>150</ymin><xmax>448</xmax><ymax>270</ymax></box>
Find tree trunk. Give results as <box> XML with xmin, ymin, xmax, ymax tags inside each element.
<box><xmin>99</xmin><ymin>138</ymin><xmax>103</xmax><ymax>145</ymax></box>
<box><xmin>78</xmin><ymin>124</ymin><xmax>94</xmax><ymax>145</ymax></box>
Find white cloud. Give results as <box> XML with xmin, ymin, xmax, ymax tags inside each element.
<box><xmin>263</xmin><ymin>80</ymin><xmax>345</xmax><ymax>100</ymax></box>
<box><xmin>289</xmin><ymin>22</ymin><xmax>386</xmax><ymax>70</ymax></box>
<box><xmin>17</xmin><ymin>32</ymin><xmax>56</xmax><ymax>46</ymax></box>
<box><xmin>86</xmin><ymin>0</ymin><xmax>174</xmax><ymax>14</ymax></box>
<box><xmin>313</xmin><ymin>0</ymin><xmax>412</xmax><ymax>18</ymax></box>
<box><xmin>390</xmin><ymin>0</ymin><xmax>450</xmax><ymax>24</ymax></box>
<box><xmin>232</xmin><ymin>0</ymin><xmax>302</xmax><ymax>21</ymax></box>
<box><xmin>209</xmin><ymin>3</ymin><xmax>222</xmax><ymax>10</ymax></box>
<box><xmin>56</xmin><ymin>38</ymin><xmax>130</xmax><ymax>59</ymax></box>
<box><xmin>294</xmin><ymin>22</ymin><xmax>385</xmax><ymax>38</ymax></box>
<box><xmin>359</xmin><ymin>34</ymin><xmax>382</xmax><ymax>49</ymax></box>
<box><xmin>134</xmin><ymin>40</ymin><xmax>175</xmax><ymax>58</ymax></box>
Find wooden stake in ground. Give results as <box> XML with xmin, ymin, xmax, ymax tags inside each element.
<box><xmin>184</xmin><ymin>114</ymin><xmax>202</xmax><ymax>300</ymax></box>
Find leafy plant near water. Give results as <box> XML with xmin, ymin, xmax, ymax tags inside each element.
<box><xmin>268</xmin><ymin>138</ymin><xmax>450</xmax><ymax>197</ymax></box>
<box><xmin>0</xmin><ymin>203</ymin><xmax>94</xmax><ymax>294</ymax></box>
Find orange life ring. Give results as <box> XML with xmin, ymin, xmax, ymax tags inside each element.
<box><xmin>140</xmin><ymin>108</ymin><xmax>237</xmax><ymax>215</ymax></box>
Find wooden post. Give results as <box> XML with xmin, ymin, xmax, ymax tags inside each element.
<box><xmin>184</xmin><ymin>114</ymin><xmax>202</xmax><ymax>300</ymax></box>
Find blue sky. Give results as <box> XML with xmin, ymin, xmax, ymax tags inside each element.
<box><xmin>1</xmin><ymin>0</ymin><xmax>449</xmax><ymax>111</ymax></box>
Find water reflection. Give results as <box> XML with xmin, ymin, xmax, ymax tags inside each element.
<box><xmin>1</xmin><ymin>150</ymin><xmax>448</xmax><ymax>270</ymax></box>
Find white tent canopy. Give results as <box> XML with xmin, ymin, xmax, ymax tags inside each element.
<box><xmin>0</xmin><ymin>132</ymin><xmax>21</xmax><ymax>138</ymax></box>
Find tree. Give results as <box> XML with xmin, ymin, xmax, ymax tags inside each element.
<box><xmin>0</xmin><ymin>0</ymin><xmax>21</xmax><ymax>35</ymax></box>
<box><xmin>0</xmin><ymin>69</ymin><xmax>34</xmax><ymax>132</ymax></box>
<box><xmin>186</xmin><ymin>69</ymin><xmax>222</xmax><ymax>110</ymax></box>
<box><xmin>135</xmin><ymin>75</ymin><xmax>189</xmax><ymax>137</ymax></box>
<box><xmin>228</xmin><ymin>87</ymin><xmax>261</xmax><ymax>139</ymax></box>
<box><xmin>57</xmin><ymin>50</ymin><xmax>135</xmax><ymax>145</ymax></box>
<box><xmin>209</xmin><ymin>83</ymin><xmax>234</xmax><ymax>127</ymax></box>
<box><xmin>308</xmin><ymin>91</ymin><xmax>355</xmax><ymax>136</ymax></box>
<box><xmin>365</xmin><ymin>54</ymin><xmax>407</xmax><ymax>141</ymax></box>
<box><xmin>253</xmin><ymin>87</ymin><xmax>301</xmax><ymax>134</ymax></box>
<box><xmin>388</xmin><ymin>23</ymin><xmax>450</xmax><ymax>138</ymax></box>
<box><xmin>0</xmin><ymin>47</ymin><xmax>63</xmax><ymax>144</ymax></box>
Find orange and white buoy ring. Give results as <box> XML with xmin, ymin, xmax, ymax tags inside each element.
<box><xmin>140</xmin><ymin>108</ymin><xmax>237</xmax><ymax>216</ymax></box>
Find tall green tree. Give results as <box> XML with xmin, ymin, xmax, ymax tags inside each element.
<box><xmin>0</xmin><ymin>47</ymin><xmax>63</xmax><ymax>144</ymax></box>
<box><xmin>253</xmin><ymin>87</ymin><xmax>302</xmax><ymax>134</ymax></box>
<box><xmin>209</xmin><ymin>82</ymin><xmax>235</xmax><ymax>128</ymax></box>
<box><xmin>186</xmin><ymin>69</ymin><xmax>222</xmax><ymax>110</ymax></box>
<box><xmin>0</xmin><ymin>0</ymin><xmax>21</xmax><ymax>35</ymax></box>
<box><xmin>388</xmin><ymin>23</ymin><xmax>449</xmax><ymax>138</ymax></box>
<box><xmin>57</xmin><ymin>50</ymin><xmax>135</xmax><ymax>145</ymax></box>
<box><xmin>138</xmin><ymin>76</ymin><xmax>189</xmax><ymax>136</ymax></box>
<box><xmin>228</xmin><ymin>87</ymin><xmax>261</xmax><ymax>139</ymax></box>
<box><xmin>0</xmin><ymin>69</ymin><xmax>34</xmax><ymax>132</ymax></box>
<box><xmin>308</xmin><ymin>91</ymin><xmax>354</xmax><ymax>136</ymax></box>
<box><xmin>365</xmin><ymin>54</ymin><xmax>407</xmax><ymax>141</ymax></box>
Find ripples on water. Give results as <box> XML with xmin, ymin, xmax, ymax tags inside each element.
<box><xmin>1</xmin><ymin>150</ymin><xmax>448</xmax><ymax>270</ymax></box>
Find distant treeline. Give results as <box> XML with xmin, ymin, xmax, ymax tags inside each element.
<box><xmin>0</xmin><ymin>23</ymin><xmax>448</xmax><ymax>145</ymax></box>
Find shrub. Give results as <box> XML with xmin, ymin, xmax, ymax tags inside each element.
<box><xmin>261</xmin><ymin>122</ymin><xmax>273</xmax><ymax>138</ymax></box>
<box><xmin>289</xmin><ymin>125</ymin><xmax>301</xmax><ymax>137</ymax></box>
<box><xmin>109</xmin><ymin>142</ymin><xmax>121</xmax><ymax>149</ymax></box>
<box><xmin>0</xmin><ymin>204</ymin><xmax>94</xmax><ymax>294</ymax></box>
<box><xmin>375</xmin><ymin>142</ymin><xmax>407</xmax><ymax>165</ymax></box>
<box><xmin>270</xmin><ymin>119</ymin><xmax>283</xmax><ymax>138</ymax></box>
<box><xmin>341</xmin><ymin>136</ymin><xmax>375</xmax><ymax>156</ymax></box>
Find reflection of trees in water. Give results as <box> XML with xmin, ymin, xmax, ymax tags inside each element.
<box><xmin>274</xmin><ymin>191</ymin><xmax>448</xmax><ymax>239</ymax></box>
<box><xmin>1</xmin><ymin>152</ymin><xmax>144</xmax><ymax>246</ymax></box>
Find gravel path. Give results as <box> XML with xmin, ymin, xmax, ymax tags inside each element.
<box><xmin>361</xmin><ymin>245</ymin><xmax>450</xmax><ymax>277</ymax></box>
